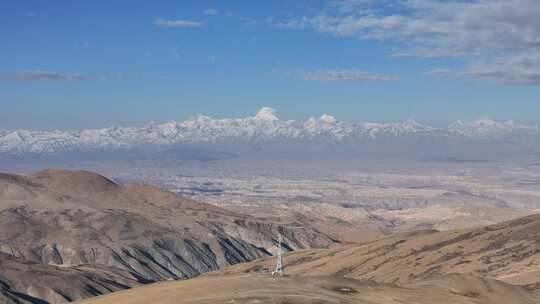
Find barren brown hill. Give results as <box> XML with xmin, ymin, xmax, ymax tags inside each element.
<box><xmin>0</xmin><ymin>169</ymin><xmax>337</xmax><ymax>303</ymax></box>
<box><xmin>0</xmin><ymin>252</ymin><xmax>142</xmax><ymax>303</ymax></box>
<box><xmin>75</xmin><ymin>273</ymin><xmax>540</xmax><ymax>304</ymax></box>
<box><xmin>74</xmin><ymin>213</ymin><xmax>540</xmax><ymax>304</ymax></box>
<box><xmin>215</xmin><ymin>213</ymin><xmax>540</xmax><ymax>292</ymax></box>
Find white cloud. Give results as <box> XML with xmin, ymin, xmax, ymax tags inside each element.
<box><xmin>14</xmin><ymin>71</ymin><xmax>90</xmax><ymax>82</ymax></box>
<box><xmin>278</xmin><ymin>0</ymin><xmax>540</xmax><ymax>85</ymax></box>
<box><xmin>424</xmin><ymin>68</ymin><xmax>455</xmax><ymax>77</ymax></box>
<box><xmin>204</xmin><ymin>9</ymin><xmax>219</xmax><ymax>16</ymax></box>
<box><xmin>154</xmin><ymin>18</ymin><xmax>204</xmax><ymax>28</ymax></box>
<box><xmin>301</xmin><ymin>70</ymin><xmax>397</xmax><ymax>82</ymax></box>
<box><xmin>8</xmin><ymin>70</ymin><xmax>136</xmax><ymax>83</ymax></box>
<box><xmin>428</xmin><ymin>53</ymin><xmax>540</xmax><ymax>86</ymax></box>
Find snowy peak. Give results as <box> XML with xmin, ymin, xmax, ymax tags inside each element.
<box><xmin>0</xmin><ymin>108</ymin><xmax>539</xmax><ymax>154</ymax></box>
<box><xmin>255</xmin><ymin>107</ymin><xmax>279</xmax><ymax>121</ymax></box>
<box><xmin>448</xmin><ymin>118</ymin><xmax>537</xmax><ymax>137</ymax></box>
<box><xmin>319</xmin><ymin>114</ymin><xmax>337</xmax><ymax>124</ymax></box>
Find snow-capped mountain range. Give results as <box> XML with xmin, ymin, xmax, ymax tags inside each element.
<box><xmin>1</xmin><ymin>107</ymin><xmax>539</xmax><ymax>155</ymax></box>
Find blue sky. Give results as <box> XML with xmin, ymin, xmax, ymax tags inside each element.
<box><xmin>1</xmin><ymin>0</ymin><xmax>539</xmax><ymax>130</ymax></box>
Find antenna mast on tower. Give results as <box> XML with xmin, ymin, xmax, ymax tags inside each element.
<box><xmin>272</xmin><ymin>232</ymin><xmax>284</xmax><ymax>278</ymax></box>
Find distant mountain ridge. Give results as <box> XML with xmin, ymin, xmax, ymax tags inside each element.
<box><xmin>1</xmin><ymin>107</ymin><xmax>539</xmax><ymax>155</ymax></box>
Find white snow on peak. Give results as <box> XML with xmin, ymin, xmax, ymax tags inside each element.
<box><xmin>255</xmin><ymin>107</ymin><xmax>279</xmax><ymax>121</ymax></box>
<box><xmin>0</xmin><ymin>109</ymin><xmax>538</xmax><ymax>154</ymax></box>
<box><xmin>448</xmin><ymin>118</ymin><xmax>536</xmax><ymax>138</ymax></box>
<box><xmin>320</xmin><ymin>114</ymin><xmax>336</xmax><ymax>124</ymax></box>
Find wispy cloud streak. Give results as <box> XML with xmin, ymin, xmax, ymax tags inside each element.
<box><xmin>301</xmin><ymin>70</ymin><xmax>397</xmax><ymax>83</ymax></box>
<box><xmin>154</xmin><ymin>18</ymin><xmax>204</xmax><ymax>28</ymax></box>
<box><xmin>6</xmin><ymin>70</ymin><xmax>137</xmax><ymax>83</ymax></box>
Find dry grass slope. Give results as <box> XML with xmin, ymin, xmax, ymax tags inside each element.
<box><xmin>215</xmin><ymin>213</ymin><xmax>540</xmax><ymax>291</ymax></box>
<box><xmin>75</xmin><ymin>273</ymin><xmax>540</xmax><ymax>304</ymax></box>
<box><xmin>74</xmin><ymin>213</ymin><xmax>540</xmax><ymax>304</ymax></box>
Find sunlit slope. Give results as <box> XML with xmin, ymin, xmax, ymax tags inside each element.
<box><xmin>75</xmin><ymin>273</ymin><xmax>540</xmax><ymax>304</ymax></box>
<box><xmin>216</xmin><ymin>213</ymin><xmax>540</xmax><ymax>291</ymax></box>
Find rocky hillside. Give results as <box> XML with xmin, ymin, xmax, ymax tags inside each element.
<box><xmin>0</xmin><ymin>252</ymin><xmax>143</xmax><ymax>303</ymax></box>
<box><xmin>72</xmin><ymin>213</ymin><xmax>540</xmax><ymax>304</ymax></box>
<box><xmin>0</xmin><ymin>169</ymin><xmax>337</xmax><ymax>303</ymax></box>
<box><xmin>216</xmin><ymin>213</ymin><xmax>540</xmax><ymax>292</ymax></box>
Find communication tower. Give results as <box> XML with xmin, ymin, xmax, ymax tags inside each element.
<box><xmin>272</xmin><ymin>233</ymin><xmax>284</xmax><ymax>278</ymax></box>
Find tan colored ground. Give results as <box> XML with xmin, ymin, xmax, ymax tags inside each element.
<box><xmin>2</xmin><ymin>169</ymin><xmax>540</xmax><ymax>304</ymax></box>
<box><xmin>75</xmin><ymin>273</ymin><xmax>540</xmax><ymax>304</ymax></box>
<box><xmin>75</xmin><ymin>213</ymin><xmax>540</xmax><ymax>304</ymax></box>
<box><xmin>0</xmin><ymin>169</ymin><xmax>336</xmax><ymax>303</ymax></box>
<box><xmin>214</xmin><ymin>214</ymin><xmax>540</xmax><ymax>291</ymax></box>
